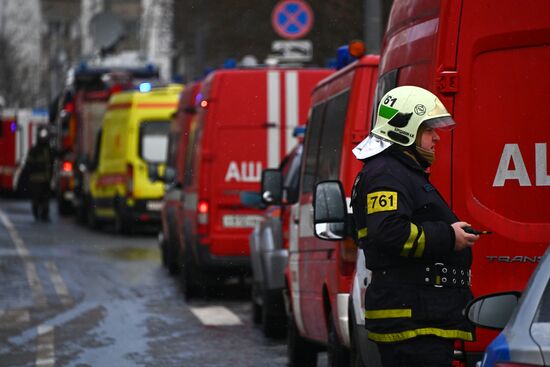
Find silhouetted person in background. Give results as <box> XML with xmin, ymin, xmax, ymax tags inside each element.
<box><xmin>27</xmin><ymin>127</ymin><xmax>53</xmax><ymax>221</ymax></box>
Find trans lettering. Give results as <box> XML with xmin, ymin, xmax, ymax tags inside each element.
<box><xmin>486</xmin><ymin>255</ymin><xmax>541</xmax><ymax>263</ymax></box>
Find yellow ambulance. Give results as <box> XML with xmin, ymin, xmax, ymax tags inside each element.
<box><xmin>90</xmin><ymin>84</ymin><xmax>183</xmax><ymax>234</ymax></box>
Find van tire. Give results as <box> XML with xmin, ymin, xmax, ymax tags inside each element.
<box><xmin>166</xmin><ymin>231</ymin><xmax>180</xmax><ymax>275</ymax></box>
<box><xmin>261</xmin><ymin>289</ymin><xmax>286</xmax><ymax>338</ymax></box>
<box><xmin>180</xmin><ymin>252</ymin><xmax>198</xmax><ymax>300</ymax></box>
<box><xmin>76</xmin><ymin>197</ymin><xmax>88</xmax><ymax>224</ymax></box>
<box><xmin>287</xmin><ymin>307</ymin><xmax>318</xmax><ymax>367</ymax></box>
<box><xmin>87</xmin><ymin>205</ymin><xmax>101</xmax><ymax>230</ymax></box>
<box><xmin>251</xmin><ymin>283</ymin><xmax>262</xmax><ymax>324</ymax></box>
<box><xmin>57</xmin><ymin>196</ymin><xmax>72</xmax><ymax>216</ymax></box>
<box><xmin>252</xmin><ymin>299</ymin><xmax>262</xmax><ymax>325</ymax></box>
<box><xmin>327</xmin><ymin>312</ymin><xmax>350</xmax><ymax>367</ymax></box>
<box><xmin>114</xmin><ymin>200</ymin><xmax>133</xmax><ymax>235</ymax></box>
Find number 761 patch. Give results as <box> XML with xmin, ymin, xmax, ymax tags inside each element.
<box><xmin>367</xmin><ymin>191</ymin><xmax>398</xmax><ymax>214</ymax></box>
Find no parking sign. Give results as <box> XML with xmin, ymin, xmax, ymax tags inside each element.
<box><xmin>271</xmin><ymin>0</ymin><xmax>314</xmax><ymax>40</ymax></box>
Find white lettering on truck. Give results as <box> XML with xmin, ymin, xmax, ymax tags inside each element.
<box><xmin>225</xmin><ymin>161</ymin><xmax>262</xmax><ymax>182</ymax></box>
<box><xmin>493</xmin><ymin>143</ymin><xmax>550</xmax><ymax>187</ymax></box>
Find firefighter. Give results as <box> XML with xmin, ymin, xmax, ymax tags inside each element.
<box><xmin>351</xmin><ymin>86</ymin><xmax>479</xmax><ymax>367</ymax></box>
<box><xmin>27</xmin><ymin>127</ymin><xmax>53</xmax><ymax>221</ymax></box>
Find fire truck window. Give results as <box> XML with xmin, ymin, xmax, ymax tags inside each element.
<box><xmin>302</xmin><ymin>104</ymin><xmax>326</xmax><ymax>194</ymax></box>
<box><xmin>140</xmin><ymin>120</ymin><xmax>170</xmax><ymax>163</ymax></box>
<box><xmin>167</xmin><ymin>130</ymin><xmax>180</xmax><ymax>169</ymax></box>
<box><xmin>183</xmin><ymin>119</ymin><xmax>201</xmax><ymax>186</ymax></box>
<box><xmin>282</xmin><ymin>145</ymin><xmax>303</xmax><ymax>204</ymax></box>
<box><xmin>316</xmin><ymin>90</ymin><xmax>350</xmax><ymax>181</ymax></box>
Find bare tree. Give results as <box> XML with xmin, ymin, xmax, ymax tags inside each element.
<box><xmin>0</xmin><ymin>0</ymin><xmax>41</xmax><ymax>107</ymax></box>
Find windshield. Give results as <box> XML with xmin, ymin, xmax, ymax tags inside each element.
<box><xmin>140</xmin><ymin>120</ymin><xmax>170</xmax><ymax>163</ymax></box>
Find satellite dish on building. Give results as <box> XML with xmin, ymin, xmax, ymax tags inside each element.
<box><xmin>89</xmin><ymin>11</ymin><xmax>124</xmax><ymax>53</ymax></box>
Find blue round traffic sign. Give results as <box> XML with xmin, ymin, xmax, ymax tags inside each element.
<box><xmin>271</xmin><ymin>0</ymin><xmax>314</xmax><ymax>40</ymax></box>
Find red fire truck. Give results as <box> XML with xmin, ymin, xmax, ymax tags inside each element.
<box><xmin>0</xmin><ymin>108</ymin><xmax>49</xmax><ymax>195</ymax></box>
<box><xmin>261</xmin><ymin>47</ymin><xmax>379</xmax><ymax>365</ymax></box>
<box><xmin>316</xmin><ymin>1</ymin><xmax>550</xmax><ymax>366</ymax></box>
<box><xmin>178</xmin><ymin>67</ymin><xmax>331</xmax><ymax>298</ymax></box>
<box><xmin>159</xmin><ymin>80</ymin><xmax>202</xmax><ymax>274</ymax></box>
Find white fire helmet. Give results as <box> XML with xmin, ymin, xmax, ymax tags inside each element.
<box><xmin>353</xmin><ymin>86</ymin><xmax>456</xmax><ymax>160</ymax></box>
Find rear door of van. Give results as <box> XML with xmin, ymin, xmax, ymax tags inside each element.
<box><xmin>452</xmin><ymin>0</ymin><xmax>550</xmax><ymax>355</ymax></box>
<box><xmin>204</xmin><ymin>69</ymin><xmax>329</xmax><ymax>258</ymax></box>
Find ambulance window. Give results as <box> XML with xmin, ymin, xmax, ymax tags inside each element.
<box><xmin>183</xmin><ymin>120</ymin><xmax>202</xmax><ymax>186</ymax></box>
<box><xmin>140</xmin><ymin>120</ymin><xmax>170</xmax><ymax>163</ymax></box>
<box><xmin>370</xmin><ymin>69</ymin><xmax>398</xmax><ymax>132</ymax></box>
<box><xmin>317</xmin><ymin>90</ymin><xmax>350</xmax><ymax>181</ymax></box>
<box><xmin>302</xmin><ymin>104</ymin><xmax>326</xmax><ymax>194</ymax></box>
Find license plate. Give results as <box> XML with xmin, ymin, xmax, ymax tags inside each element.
<box><xmin>146</xmin><ymin>201</ymin><xmax>163</xmax><ymax>211</ymax></box>
<box><xmin>222</xmin><ymin>215</ymin><xmax>263</xmax><ymax>228</ymax></box>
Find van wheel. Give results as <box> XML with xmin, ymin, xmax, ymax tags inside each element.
<box><xmin>251</xmin><ymin>283</ymin><xmax>262</xmax><ymax>324</ymax></box>
<box><xmin>114</xmin><ymin>202</ymin><xmax>132</xmax><ymax>235</ymax></box>
<box><xmin>262</xmin><ymin>289</ymin><xmax>286</xmax><ymax>338</ymax></box>
<box><xmin>180</xmin><ymin>252</ymin><xmax>198</xmax><ymax>300</ymax></box>
<box><xmin>57</xmin><ymin>196</ymin><xmax>72</xmax><ymax>216</ymax></box>
<box><xmin>327</xmin><ymin>312</ymin><xmax>350</xmax><ymax>367</ymax></box>
<box><xmin>287</xmin><ymin>307</ymin><xmax>318</xmax><ymax>367</ymax></box>
<box><xmin>166</xmin><ymin>232</ymin><xmax>180</xmax><ymax>275</ymax></box>
<box><xmin>159</xmin><ymin>233</ymin><xmax>170</xmax><ymax>269</ymax></box>
<box><xmin>87</xmin><ymin>205</ymin><xmax>101</xmax><ymax>230</ymax></box>
<box><xmin>76</xmin><ymin>197</ymin><xmax>88</xmax><ymax>224</ymax></box>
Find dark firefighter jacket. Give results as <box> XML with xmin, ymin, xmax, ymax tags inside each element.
<box><xmin>27</xmin><ymin>143</ymin><xmax>53</xmax><ymax>184</ymax></box>
<box><xmin>351</xmin><ymin>145</ymin><xmax>474</xmax><ymax>343</ymax></box>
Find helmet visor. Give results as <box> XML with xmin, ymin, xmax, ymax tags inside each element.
<box><xmin>423</xmin><ymin>116</ymin><xmax>456</xmax><ymax>131</ymax></box>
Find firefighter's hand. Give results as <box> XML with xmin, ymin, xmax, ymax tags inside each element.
<box><xmin>451</xmin><ymin>222</ymin><xmax>480</xmax><ymax>251</ymax></box>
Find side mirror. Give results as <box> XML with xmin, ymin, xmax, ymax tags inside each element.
<box><xmin>313</xmin><ymin>181</ymin><xmax>347</xmax><ymax>240</ymax></box>
<box><xmin>261</xmin><ymin>169</ymin><xmax>282</xmax><ymax>205</ymax></box>
<box><xmin>465</xmin><ymin>291</ymin><xmax>521</xmax><ymax>330</ymax></box>
<box><xmin>240</xmin><ymin>191</ymin><xmax>266</xmax><ymax>209</ymax></box>
<box><xmin>164</xmin><ymin>166</ymin><xmax>176</xmax><ymax>184</ymax></box>
<box><xmin>148</xmin><ymin>163</ymin><xmax>161</xmax><ymax>182</ymax></box>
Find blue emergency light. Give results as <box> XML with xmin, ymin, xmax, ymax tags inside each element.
<box><xmin>10</xmin><ymin>122</ymin><xmax>17</xmax><ymax>133</ymax></box>
<box><xmin>293</xmin><ymin>126</ymin><xmax>306</xmax><ymax>137</ymax></box>
<box><xmin>336</xmin><ymin>46</ymin><xmax>355</xmax><ymax>70</ymax></box>
<box><xmin>139</xmin><ymin>82</ymin><xmax>152</xmax><ymax>93</ymax></box>
<box><xmin>223</xmin><ymin>58</ymin><xmax>237</xmax><ymax>69</ymax></box>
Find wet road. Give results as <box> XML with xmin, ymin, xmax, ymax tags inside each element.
<box><xmin>0</xmin><ymin>198</ymin><xmax>304</xmax><ymax>367</ymax></box>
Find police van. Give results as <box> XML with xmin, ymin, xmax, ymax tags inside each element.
<box><xmin>178</xmin><ymin>67</ymin><xmax>331</xmax><ymax>297</ymax></box>
<box><xmin>89</xmin><ymin>84</ymin><xmax>182</xmax><ymax>233</ymax></box>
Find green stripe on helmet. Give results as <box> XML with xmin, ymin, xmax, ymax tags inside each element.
<box><xmin>379</xmin><ymin>104</ymin><xmax>398</xmax><ymax>119</ymax></box>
